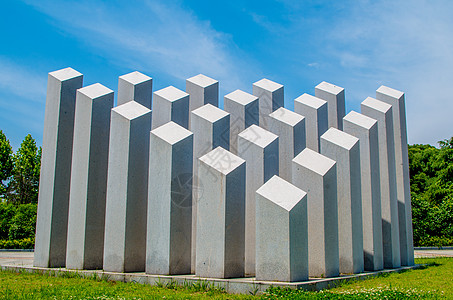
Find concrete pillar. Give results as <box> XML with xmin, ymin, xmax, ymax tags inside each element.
<box><xmin>146</xmin><ymin>122</ymin><xmax>193</xmax><ymax>275</ymax></box>
<box><xmin>252</xmin><ymin>78</ymin><xmax>284</xmax><ymax>129</ymax></box>
<box><xmin>103</xmin><ymin>101</ymin><xmax>152</xmax><ymax>273</ymax></box>
<box><xmin>292</xmin><ymin>148</ymin><xmax>339</xmax><ymax>277</ymax></box>
<box><xmin>190</xmin><ymin>104</ymin><xmax>229</xmax><ymax>273</ymax></box>
<box><xmin>294</xmin><ymin>94</ymin><xmax>328</xmax><ymax>152</ymax></box>
<box><xmin>238</xmin><ymin>125</ymin><xmax>279</xmax><ymax>276</ymax></box>
<box><xmin>186</xmin><ymin>74</ymin><xmax>219</xmax><ymax>129</ymax></box>
<box><xmin>361</xmin><ymin>97</ymin><xmax>401</xmax><ymax>269</ymax></box>
<box><xmin>34</xmin><ymin>67</ymin><xmax>83</xmax><ymax>268</ymax></box>
<box><xmin>224</xmin><ymin>89</ymin><xmax>259</xmax><ymax>154</ymax></box>
<box><xmin>376</xmin><ymin>86</ymin><xmax>414</xmax><ymax>266</ymax></box>
<box><xmin>343</xmin><ymin>111</ymin><xmax>383</xmax><ymax>271</ymax></box>
<box><xmin>256</xmin><ymin>175</ymin><xmax>308</xmax><ymax>282</ymax></box>
<box><xmin>118</xmin><ymin>71</ymin><xmax>152</xmax><ymax>109</ymax></box>
<box><xmin>196</xmin><ymin>147</ymin><xmax>245</xmax><ymax>278</ymax></box>
<box><xmin>152</xmin><ymin>86</ymin><xmax>189</xmax><ymax>130</ymax></box>
<box><xmin>315</xmin><ymin>81</ymin><xmax>345</xmax><ymax>130</ymax></box>
<box><xmin>66</xmin><ymin>83</ymin><xmax>113</xmax><ymax>270</ymax></box>
<box><xmin>320</xmin><ymin>128</ymin><xmax>363</xmax><ymax>274</ymax></box>
<box><xmin>268</xmin><ymin>107</ymin><xmax>306</xmax><ymax>182</ymax></box>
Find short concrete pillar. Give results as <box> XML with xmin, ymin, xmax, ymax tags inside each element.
<box><xmin>34</xmin><ymin>67</ymin><xmax>83</xmax><ymax>268</ymax></box>
<box><xmin>268</xmin><ymin>107</ymin><xmax>306</xmax><ymax>182</ymax></box>
<box><xmin>376</xmin><ymin>86</ymin><xmax>414</xmax><ymax>266</ymax></box>
<box><xmin>343</xmin><ymin>111</ymin><xmax>383</xmax><ymax>271</ymax></box>
<box><xmin>196</xmin><ymin>147</ymin><xmax>245</xmax><ymax>278</ymax></box>
<box><xmin>66</xmin><ymin>83</ymin><xmax>113</xmax><ymax>270</ymax></box>
<box><xmin>152</xmin><ymin>86</ymin><xmax>189</xmax><ymax>129</ymax></box>
<box><xmin>294</xmin><ymin>94</ymin><xmax>328</xmax><ymax>152</ymax></box>
<box><xmin>238</xmin><ymin>125</ymin><xmax>279</xmax><ymax>276</ymax></box>
<box><xmin>146</xmin><ymin>122</ymin><xmax>193</xmax><ymax>275</ymax></box>
<box><xmin>256</xmin><ymin>175</ymin><xmax>308</xmax><ymax>282</ymax></box>
<box><xmin>320</xmin><ymin>128</ymin><xmax>364</xmax><ymax>274</ymax></box>
<box><xmin>118</xmin><ymin>71</ymin><xmax>152</xmax><ymax>109</ymax></box>
<box><xmin>103</xmin><ymin>101</ymin><xmax>152</xmax><ymax>273</ymax></box>
<box><xmin>361</xmin><ymin>97</ymin><xmax>401</xmax><ymax>269</ymax></box>
<box><xmin>224</xmin><ymin>89</ymin><xmax>259</xmax><ymax>154</ymax></box>
<box><xmin>190</xmin><ymin>104</ymin><xmax>230</xmax><ymax>273</ymax></box>
<box><xmin>315</xmin><ymin>82</ymin><xmax>345</xmax><ymax>130</ymax></box>
<box><xmin>186</xmin><ymin>74</ymin><xmax>219</xmax><ymax>129</ymax></box>
<box><xmin>292</xmin><ymin>148</ymin><xmax>339</xmax><ymax>278</ymax></box>
<box><xmin>252</xmin><ymin>78</ymin><xmax>284</xmax><ymax>129</ymax></box>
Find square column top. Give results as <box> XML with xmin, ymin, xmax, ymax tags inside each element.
<box><xmin>112</xmin><ymin>101</ymin><xmax>151</xmax><ymax>120</ymax></box>
<box><xmin>49</xmin><ymin>67</ymin><xmax>82</xmax><ymax>81</ymax></box>
<box><xmin>295</xmin><ymin>94</ymin><xmax>326</xmax><ymax>109</ymax></box>
<box><xmin>225</xmin><ymin>90</ymin><xmax>258</xmax><ymax>106</ymax></box>
<box><xmin>376</xmin><ymin>85</ymin><xmax>404</xmax><ymax>100</ymax></box>
<box><xmin>362</xmin><ymin>97</ymin><xmax>392</xmax><ymax>114</ymax></box>
<box><xmin>186</xmin><ymin>74</ymin><xmax>218</xmax><ymax>88</ymax></box>
<box><xmin>154</xmin><ymin>86</ymin><xmax>189</xmax><ymax>102</ymax></box>
<box><xmin>78</xmin><ymin>83</ymin><xmax>113</xmax><ymax>99</ymax></box>
<box><xmin>269</xmin><ymin>107</ymin><xmax>305</xmax><ymax>126</ymax></box>
<box><xmin>238</xmin><ymin>125</ymin><xmax>278</xmax><ymax>148</ymax></box>
<box><xmin>343</xmin><ymin>111</ymin><xmax>377</xmax><ymax>130</ymax></box>
<box><xmin>253</xmin><ymin>78</ymin><xmax>283</xmax><ymax>92</ymax></box>
<box><xmin>151</xmin><ymin>121</ymin><xmax>193</xmax><ymax>145</ymax></box>
<box><xmin>315</xmin><ymin>81</ymin><xmax>344</xmax><ymax>95</ymax></box>
<box><xmin>293</xmin><ymin>148</ymin><xmax>335</xmax><ymax>176</ymax></box>
<box><xmin>192</xmin><ymin>104</ymin><xmax>229</xmax><ymax>123</ymax></box>
<box><xmin>256</xmin><ymin>175</ymin><xmax>306</xmax><ymax>211</ymax></box>
<box><xmin>199</xmin><ymin>146</ymin><xmax>245</xmax><ymax>175</ymax></box>
<box><xmin>321</xmin><ymin>128</ymin><xmax>359</xmax><ymax>150</ymax></box>
<box><xmin>119</xmin><ymin>71</ymin><xmax>152</xmax><ymax>85</ymax></box>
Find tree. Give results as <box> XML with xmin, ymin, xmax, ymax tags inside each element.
<box><xmin>0</xmin><ymin>130</ymin><xmax>13</xmax><ymax>199</ymax></box>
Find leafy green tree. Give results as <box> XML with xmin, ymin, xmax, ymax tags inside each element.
<box><xmin>0</xmin><ymin>130</ymin><xmax>13</xmax><ymax>199</ymax></box>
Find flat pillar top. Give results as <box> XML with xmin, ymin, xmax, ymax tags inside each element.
<box><xmin>343</xmin><ymin>111</ymin><xmax>377</xmax><ymax>130</ymax></box>
<box><xmin>119</xmin><ymin>71</ymin><xmax>152</xmax><ymax>84</ymax></box>
<box><xmin>238</xmin><ymin>125</ymin><xmax>278</xmax><ymax>148</ymax></box>
<box><xmin>269</xmin><ymin>107</ymin><xmax>305</xmax><ymax>126</ymax></box>
<box><xmin>361</xmin><ymin>97</ymin><xmax>392</xmax><ymax>114</ymax></box>
<box><xmin>295</xmin><ymin>93</ymin><xmax>326</xmax><ymax>109</ymax></box>
<box><xmin>256</xmin><ymin>175</ymin><xmax>306</xmax><ymax>211</ymax></box>
<box><xmin>253</xmin><ymin>78</ymin><xmax>283</xmax><ymax>92</ymax></box>
<box><xmin>151</xmin><ymin>121</ymin><xmax>192</xmax><ymax>145</ymax></box>
<box><xmin>78</xmin><ymin>83</ymin><xmax>113</xmax><ymax>99</ymax></box>
<box><xmin>225</xmin><ymin>89</ymin><xmax>258</xmax><ymax>105</ymax></box>
<box><xmin>315</xmin><ymin>81</ymin><xmax>344</xmax><ymax>95</ymax></box>
<box><xmin>376</xmin><ymin>85</ymin><xmax>404</xmax><ymax>99</ymax></box>
<box><xmin>321</xmin><ymin>127</ymin><xmax>359</xmax><ymax>150</ymax></box>
<box><xmin>192</xmin><ymin>104</ymin><xmax>229</xmax><ymax>123</ymax></box>
<box><xmin>199</xmin><ymin>146</ymin><xmax>245</xmax><ymax>175</ymax></box>
<box><xmin>154</xmin><ymin>86</ymin><xmax>189</xmax><ymax>101</ymax></box>
<box><xmin>112</xmin><ymin>101</ymin><xmax>151</xmax><ymax>120</ymax></box>
<box><xmin>293</xmin><ymin>148</ymin><xmax>335</xmax><ymax>176</ymax></box>
<box><xmin>49</xmin><ymin>67</ymin><xmax>82</xmax><ymax>81</ymax></box>
<box><xmin>186</xmin><ymin>74</ymin><xmax>218</xmax><ymax>87</ymax></box>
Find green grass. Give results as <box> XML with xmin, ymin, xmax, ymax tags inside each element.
<box><xmin>0</xmin><ymin>258</ymin><xmax>451</xmax><ymax>299</ymax></box>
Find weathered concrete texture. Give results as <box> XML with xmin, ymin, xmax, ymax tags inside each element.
<box><xmin>147</xmin><ymin>122</ymin><xmax>193</xmax><ymax>275</ymax></box>
<box><xmin>315</xmin><ymin>82</ymin><xmax>345</xmax><ymax>130</ymax></box>
<box><xmin>252</xmin><ymin>78</ymin><xmax>284</xmax><ymax>129</ymax></box>
<box><xmin>118</xmin><ymin>71</ymin><xmax>152</xmax><ymax>109</ymax></box>
<box><xmin>34</xmin><ymin>67</ymin><xmax>83</xmax><ymax>268</ymax></box>
<box><xmin>196</xmin><ymin>147</ymin><xmax>245</xmax><ymax>278</ymax></box>
<box><xmin>190</xmin><ymin>104</ymin><xmax>230</xmax><ymax>273</ymax></box>
<box><xmin>294</xmin><ymin>94</ymin><xmax>328</xmax><ymax>152</ymax></box>
<box><xmin>361</xmin><ymin>97</ymin><xmax>401</xmax><ymax>269</ymax></box>
<box><xmin>152</xmin><ymin>86</ymin><xmax>189</xmax><ymax>129</ymax></box>
<box><xmin>292</xmin><ymin>149</ymin><xmax>339</xmax><ymax>278</ymax></box>
<box><xmin>376</xmin><ymin>86</ymin><xmax>414</xmax><ymax>267</ymax></box>
<box><xmin>186</xmin><ymin>74</ymin><xmax>219</xmax><ymax>129</ymax></box>
<box><xmin>320</xmin><ymin>128</ymin><xmax>363</xmax><ymax>274</ymax></box>
<box><xmin>256</xmin><ymin>175</ymin><xmax>308</xmax><ymax>282</ymax></box>
<box><xmin>224</xmin><ymin>89</ymin><xmax>259</xmax><ymax>154</ymax></box>
<box><xmin>238</xmin><ymin>125</ymin><xmax>279</xmax><ymax>276</ymax></box>
<box><xmin>103</xmin><ymin>101</ymin><xmax>152</xmax><ymax>273</ymax></box>
<box><xmin>66</xmin><ymin>83</ymin><xmax>113</xmax><ymax>270</ymax></box>
<box><xmin>268</xmin><ymin>108</ymin><xmax>306</xmax><ymax>182</ymax></box>
<box><xmin>343</xmin><ymin>111</ymin><xmax>384</xmax><ymax>271</ymax></box>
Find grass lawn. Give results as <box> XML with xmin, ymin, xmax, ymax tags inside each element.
<box><xmin>0</xmin><ymin>257</ymin><xmax>451</xmax><ymax>299</ymax></box>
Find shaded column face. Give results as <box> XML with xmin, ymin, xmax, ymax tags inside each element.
<box><xmin>152</xmin><ymin>86</ymin><xmax>189</xmax><ymax>130</ymax></box>
<box><xmin>315</xmin><ymin>81</ymin><xmax>345</xmax><ymax>130</ymax></box>
<box><xmin>118</xmin><ymin>71</ymin><xmax>153</xmax><ymax>109</ymax></box>
<box><xmin>186</xmin><ymin>74</ymin><xmax>219</xmax><ymax>129</ymax></box>
<box><xmin>252</xmin><ymin>78</ymin><xmax>284</xmax><ymax>130</ymax></box>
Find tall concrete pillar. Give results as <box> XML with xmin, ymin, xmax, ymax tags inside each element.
<box><xmin>292</xmin><ymin>148</ymin><xmax>339</xmax><ymax>277</ymax></box>
<box><xmin>256</xmin><ymin>175</ymin><xmax>308</xmax><ymax>282</ymax></box>
<box><xmin>196</xmin><ymin>147</ymin><xmax>245</xmax><ymax>278</ymax></box>
<box><xmin>66</xmin><ymin>83</ymin><xmax>113</xmax><ymax>270</ymax></box>
<box><xmin>146</xmin><ymin>122</ymin><xmax>193</xmax><ymax>275</ymax></box>
<box><xmin>315</xmin><ymin>82</ymin><xmax>345</xmax><ymax>130</ymax></box>
<box><xmin>294</xmin><ymin>94</ymin><xmax>328</xmax><ymax>152</ymax></box>
<box><xmin>268</xmin><ymin>107</ymin><xmax>306</xmax><ymax>182</ymax></box>
<box><xmin>152</xmin><ymin>86</ymin><xmax>189</xmax><ymax>130</ymax></box>
<box><xmin>320</xmin><ymin>128</ymin><xmax>363</xmax><ymax>274</ymax></box>
<box><xmin>252</xmin><ymin>78</ymin><xmax>284</xmax><ymax>129</ymax></box>
<box><xmin>362</xmin><ymin>97</ymin><xmax>401</xmax><ymax>269</ymax></box>
<box><xmin>34</xmin><ymin>67</ymin><xmax>83</xmax><ymax>268</ymax></box>
<box><xmin>343</xmin><ymin>111</ymin><xmax>383</xmax><ymax>271</ymax></box>
<box><xmin>238</xmin><ymin>125</ymin><xmax>279</xmax><ymax>276</ymax></box>
<box><xmin>376</xmin><ymin>86</ymin><xmax>414</xmax><ymax>266</ymax></box>
<box><xmin>103</xmin><ymin>101</ymin><xmax>152</xmax><ymax>273</ymax></box>
<box><xmin>118</xmin><ymin>71</ymin><xmax>152</xmax><ymax>109</ymax></box>
<box><xmin>186</xmin><ymin>74</ymin><xmax>219</xmax><ymax>129</ymax></box>
<box><xmin>224</xmin><ymin>89</ymin><xmax>259</xmax><ymax>154</ymax></box>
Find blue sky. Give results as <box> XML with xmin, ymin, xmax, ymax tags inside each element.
<box><xmin>1</xmin><ymin>0</ymin><xmax>452</xmax><ymax>150</ymax></box>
